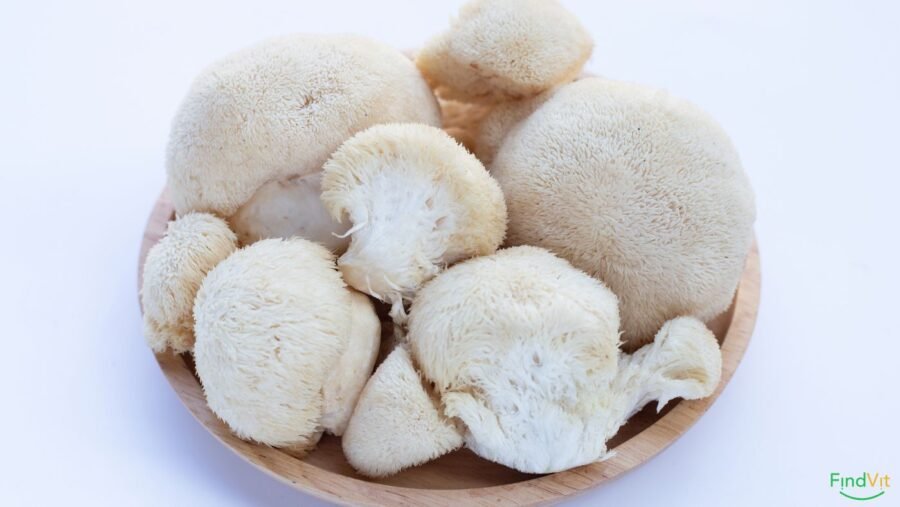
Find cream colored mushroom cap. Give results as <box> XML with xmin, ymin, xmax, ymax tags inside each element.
<box><xmin>193</xmin><ymin>238</ymin><xmax>351</xmax><ymax>450</ymax></box>
<box><xmin>321</xmin><ymin>123</ymin><xmax>507</xmax><ymax>306</ymax></box>
<box><xmin>416</xmin><ymin>0</ymin><xmax>592</xmax><ymax>103</ymax></box>
<box><xmin>167</xmin><ymin>34</ymin><xmax>441</xmax><ymax>218</ymax></box>
<box><xmin>140</xmin><ymin>212</ymin><xmax>237</xmax><ymax>353</ymax></box>
<box><xmin>492</xmin><ymin>77</ymin><xmax>756</xmax><ymax>346</ymax></box>
<box><xmin>342</xmin><ymin>346</ymin><xmax>463</xmax><ymax>477</ymax></box>
<box><xmin>407</xmin><ymin>246</ymin><xmax>621</xmax><ymax>473</ymax></box>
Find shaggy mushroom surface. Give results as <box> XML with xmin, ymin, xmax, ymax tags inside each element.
<box><xmin>417</xmin><ymin>0</ymin><xmax>592</xmax><ymax>103</ymax></box>
<box><xmin>141</xmin><ymin>212</ymin><xmax>237</xmax><ymax>353</ymax></box>
<box><xmin>193</xmin><ymin>238</ymin><xmax>379</xmax><ymax>450</ymax></box>
<box><xmin>492</xmin><ymin>78</ymin><xmax>756</xmax><ymax>345</ymax></box>
<box><xmin>321</xmin><ymin>123</ymin><xmax>507</xmax><ymax>318</ymax></box>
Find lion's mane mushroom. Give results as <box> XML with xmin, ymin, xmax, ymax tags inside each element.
<box><xmin>321</xmin><ymin>123</ymin><xmax>507</xmax><ymax>318</ymax></box>
<box><xmin>166</xmin><ymin>34</ymin><xmax>441</xmax><ymax>250</ymax></box>
<box><xmin>416</xmin><ymin>0</ymin><xmax>592</xmax><ymax>104</ymax></box>
<box><xmin>407</xmin><ymin>246</ymin><xmax>619</xmax><ymax>473</ymax></box>
<box><xmin>408</xmin><ymin>246</ymin><xmax>722</xmax><ymax>473</ymax></box>
<box><xmin>193</xmin><ymin>238</ymin><xmax>380</xmax><ymax>450</ymax></box>
<box><xmin>140</xmin><ymin>212</ymin><xmax>237</xmax><ymax>353</ymax></box>
<box><xmin>342</xmin><ymin>346</ymin><xmax>463</xmax><ymax>477</ymax></box>
<box><xmin>492</xmin><ymin>77</ymin><xmax>756</xmax><ymax>346</ymax></box>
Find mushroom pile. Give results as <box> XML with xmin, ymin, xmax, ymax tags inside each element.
<box><xmin>141</xmin><ymin>0</ymin><xmax>755</xmax><ymax>476</ymax></box>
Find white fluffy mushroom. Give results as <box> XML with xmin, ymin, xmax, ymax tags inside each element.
<box><xmin>167</xmin><ymin>34</ymin><xmax>441</xmax><ymax>250</ymax></box>
<box><xmin>140</xmin><ymin>212</ymin><xmax>237</xmax><ymax>353</ymax></box>
<box><xmin>405</xmin><ymin>247</ymin><xmax>722</xmax><ymax>474</ymax></box>
<box><xmin>492</xmin><ymin>77</ymin><xmax>756</xmax><ymax>346</ymax></box>
<box><xmin>193</xmin><ymin>238</ymin><xmax>379</xmax><ymax>451</ymax></box>
<box><xmin>321</xmin><ymin>123</ymin><xmax>507</xmax><ymax>318</ymax></box>
<box><xmin>416</xmin><ymin>0</ymin><xmax>592</xmax><ymax>103</ymax></box>
<box><xmin>342</xmin><ymin>346</ymin><xmax>463</xmax><ymax>477</ymax></box>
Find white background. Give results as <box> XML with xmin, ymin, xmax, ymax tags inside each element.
<box><xmin>1</xmin><ymin>0</ymin><xmax>897</xmax><ymax>505</ymax></box>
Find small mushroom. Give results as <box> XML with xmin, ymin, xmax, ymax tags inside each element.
<box><xmin>342</xmin><ymin>346</ymin><xmax>463</xmax><ymax>477</ymax></box>
<box><xmin>140</xmin><ymin>212</ymin><xmax>237</xmax><ymax>353</ymax></box>
<box><xmin>492</xmin><ymin>78</ymin><xmax>756</xmax><ymax>346</ymax></box>
<box><xmin>321</xmin><ymin>123</ymin><xmax>507</xmax><ymax>319</ymax></box>
<box><xmin>416</xmin><ymin>0</ymin><xmax>592</xmax><ymax>103</ymax></box>
<box><xmin>167</xmin><ymin>34</ymin><xmax>441</xmax><ymax>250</ymax></box>
<box><xmin>193</xmin><ymin>238</ymin><xmax>380</xmax><ymax>451</ymax></box>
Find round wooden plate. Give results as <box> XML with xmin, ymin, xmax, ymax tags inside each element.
<box><xmin>138</xmin><ymin>189</ymin><xmax>760</xmax><ymax>506</ymax></box>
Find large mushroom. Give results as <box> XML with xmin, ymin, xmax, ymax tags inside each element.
<box><xmin>193</xmin><ymin>238</ymin><xmax>380</xmax><ymax>450</ymax></box>
<box><xmin>343</xmin><ymin>247</ymin><xmax>722</xmax><ymax>475</ymax></box>
<box><xmin>321</xmin><ymin>123</ymin><xmax>507</xmax><ymax>319</ymax></box>
<box><xmin>166</xmin><ymin>34</ymin><xmax>441</xmax><ymax>251</ymax></box>
<box><xmin>492</xmin><ymin>77</ymin><xmax>756</xmax><ymax>346</ymax></box>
